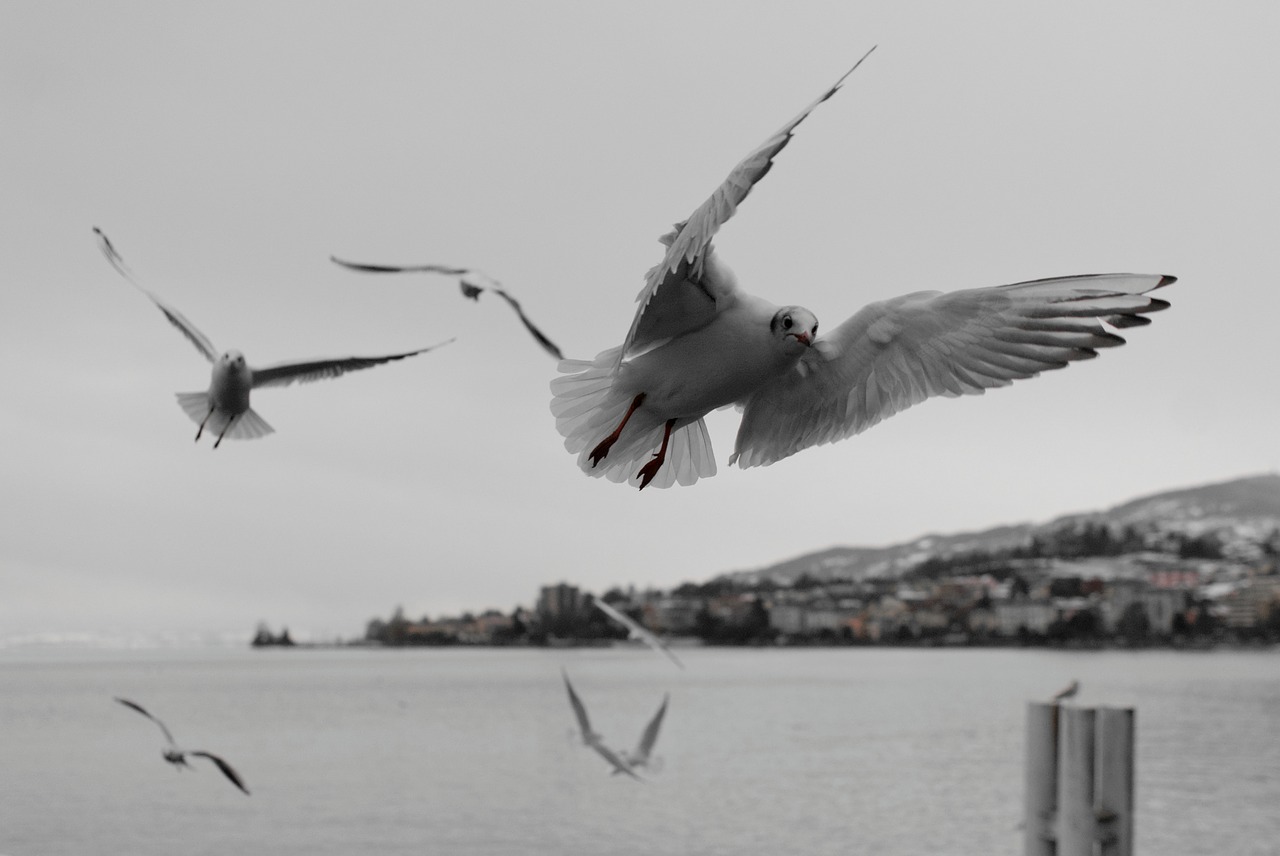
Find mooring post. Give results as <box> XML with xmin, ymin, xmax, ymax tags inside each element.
<box><xmin>1094</xmin><ymin>707</ymin><xmax>1135</xmax><ymax>856</ymax></box>
<box><xmin>1023</xmin><ymin>702</ymin><xmax>1058</xmax><ymax>856</ymax></box>
<box><xmin>1024</xmin><ymin>701</ymin><xmax>1135</xmax><ymax>856</ymax></box>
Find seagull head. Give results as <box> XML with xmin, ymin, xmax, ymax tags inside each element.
<box><xmin>770</xmin><ymin>306</ymin><xmax>819</xmax><ymax>352</ymax></box>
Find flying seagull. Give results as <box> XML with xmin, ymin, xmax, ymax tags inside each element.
<box><xmin>561</xmin><ymin>670</ymin><xmax>643</xmax><ymax>781</ymax></box>
<box><xmin>620</xmin><ymin>692</ymin><xmax>669</xmax><ymax>773</ymax></box>
<box><xmin>329</xmin><ymin>257</ymin><xmax>564</xmax><ymax>360</ymax></box>
<box><xmin>114</xmin><ymin>697</ymin><xmax>250</xmax><ymax>795</ymax></box>
<box><xmin>1052</xmin><ymin>679</ymin><xmax>1080</xmax><ymax>703</ymax></box>
<box><xmin>592</xmin><ymin>597</ymin><xmax>685</xmax><ymax>670</ymax></box>
<box><xmin>549</xmin><ymin>47</ymin><xmax>1175</xmax><ymax>489</ymax></box>
<box><xmin>94</xmin><ymin>227</ymin><xmax>452</xmax><ymax>447</ymax></box>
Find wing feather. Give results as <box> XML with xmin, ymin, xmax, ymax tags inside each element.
<box><xmin>731</xmin><ymin>273</ymin><xmax>1175</xmax><ymax>468</ymax></box>
<box><xmin>250</xmin><ymin>341</ymin><xmax>452</xmax><ymax>389</ymax></box>
<box><xmin>114</xmin><ymin>696</ymin><xmax>178</xmax><ymax>747</ymax></box>
<box><xmin>622</xmin><ymin>47</ymin><xmax>877</xmax><ymax>360</ymax></box>
<box><xmin>633</xmin><ymin>694</ymin><xmax>669</xmax><ymax>762</ymax></box>
<box><xmin>188</xmin><ymin>751</ymin><xmax>250</xmax><ymax>795</ymax></box>
<box><xmin>94</xmin><ymin>227</ymin><xmax>219</xmax><ymax>362</ymax></box>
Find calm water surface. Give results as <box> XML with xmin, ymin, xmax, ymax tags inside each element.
<box><xmin>1</xmin><ymin>646</ymin><xmax>1276</xmax><ymax>855</ymax></box>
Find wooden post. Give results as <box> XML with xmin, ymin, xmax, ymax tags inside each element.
<box><xmin>1023</xmin><ymin>702</ymin><xmax>1058</xmax><ymax>856</ymax></box>
<box><xmin>1024</xmin><ymin>702</ymin><xmax>1135</xmax><ymax>856</ymax></box>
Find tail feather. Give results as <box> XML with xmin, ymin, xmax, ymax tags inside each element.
<box><xmin>550</xmin><ymin>348</ymin><xmax>716</xmax><ymax>488</ymax></box>
<box><xmin>173</xmin><ymin>393</ymin><xmax>274</xmax><ymax>442</ymax></box>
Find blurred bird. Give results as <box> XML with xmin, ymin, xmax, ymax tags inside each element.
<box><xmin>114</xmin><ymin>697</ymin><xmax>249</xmax><ymax>795</ymax></box>
<box><xmin>561</xmin><ymin>670</ymin><xmax>645</xmax><ymax>781</ymax></box>
<box><xmin>550</xmin><ymin>46</ymin><xmax>1175</xmax><ymax>489</ymax></box>
<box><xmin>593</xmin><ymin>597</ymin><xmax>685</xmax><ymax>670</ymax></box>
<box><xmin>95</xmin><ymin>227</ymin><xmax>452</xmax><ymax>447</ymax></box>
<box><xmin>620</xmin><ymin>692</ymin><xmax>669</xmax><ymax>774</ymax></box>
<box><xmin>1052</xmin><ymin>679</ymin><xmax>1080</xmax><ymax>703</ymax></box>
<box><xmin>329</xmin><ymin>257</ymin><xmax>563</xmax><ymax>360</ymax></box>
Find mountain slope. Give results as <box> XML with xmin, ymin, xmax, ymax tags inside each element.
<box><xmin>723</xmin><ymin>473</ymin><xmax>1280</xmax><ymax>585</ymax></box>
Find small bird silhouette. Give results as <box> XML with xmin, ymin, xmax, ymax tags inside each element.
<box><xmin>329</xmin><ymin>257</ymin><xmax>563</xmax><ymax>360</ymax></box>
<box><xmin>95</xmin><ymin>227</ymin><xmax>451</xmax><ymax>447</ymax></box>
<box><xmin>114</xmin><ymin>697</ymin><xmax>249</xmax><ymax>795</ymax></box>
<box><xmin>1052</xmin><ymin>679</ymin><xmax>1081</xmax><ymax>703</ymax></box>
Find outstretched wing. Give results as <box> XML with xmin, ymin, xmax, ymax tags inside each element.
<box><xmin>250</xmin><ymin>340</ymin><xmax>452</xmax><ymax>389</ymax></box>
<box><xmin>731</xmin><ymin>273</ymin><xmax>1175</xmax><ymax>468</ymax></box>
<box><xmin>330</xmin><ymin>257</ymin><xmax>564</xmax><ymax>360</ymax></box>
<box><xmin>114</xmin><ymin>696</ymin><xmax>178</xmax><ymax>747</ymax></box>
<box><xmin>593</xmin><ymin>598</ymin><xmax>685</xmax><ymax>670</ymax></box>
<box><xmin>561</xmin><ymin>669</ymin><xmax>595</xmax><ymax>743</ymax></box>
<box><xmin>189</xmin><ymin>751</ymin><xmax>250</xmax><ymax>795</ymax></box>
<box><xmin>623</xmin><ymin>47</ymin><xmax>876</xmax><ymax>360</ymax></box>
<box><xmin>94</xmin><ymin>227</ymin><xmax>219</xmax><ymax>362</ymax></box>
<box><xmin>633</xmin><ymin>693</ymin><xmax>669</xmax><ymax>763</ymax></box>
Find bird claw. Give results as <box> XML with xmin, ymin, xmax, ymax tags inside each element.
<box><xmin>636</xmin><ymin>456</ymin><xmax>664</xmax><ymax>490</ymax></box>
<box><xmin>588</xmin><ymin>437</ymin><xmax>615</xmax><ymax>468</ymax></box>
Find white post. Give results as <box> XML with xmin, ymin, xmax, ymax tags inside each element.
<box><xmin>1024</xmin><ymin>702</ymin><xmax>1058</xmax><ymax>856</ymax></box>
<box><xmin>1095</xmin><ymin>707</ymin><xmax>1135</xmax><ymax>856</ymax></box>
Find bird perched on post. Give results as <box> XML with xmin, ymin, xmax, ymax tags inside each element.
<box><xmin>550</xmin><ymin>47</ymin><xmax>1174</xmax><ymax>489</ymax></box>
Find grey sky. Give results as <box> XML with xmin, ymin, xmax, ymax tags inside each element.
<box><xmin>3</xmin><ymin>2</ymin><xmax>1275</xmax><ymax>643</ymax></box>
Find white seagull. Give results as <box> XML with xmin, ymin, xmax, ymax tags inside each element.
<box><xmin>95</xmin><ymin>227</ymin><xmax>452</xmax><ymax>447</ymax></box>
<box><xmin>593</xmin><ymin>597</ymin><xmax>685</xmax><ymax>670</ymax></box>
<box><xmin>550</xmin><ymin>47</ymin><xmax>1175</xmax><ymax>489</ymax></box>
<box><xmin>329</xmin><ymin>257</ymin><xmax>564</xmax><ymax>360</ymax></box>
<box><xmin>561</xmin><ymin>670</ymin><xmax>645</xmax><ymax>781</ymax></box>
<box><xmin>114</xmin><ymin>697</ymin><xmax>250</xmax><ymax>795</ymax></box>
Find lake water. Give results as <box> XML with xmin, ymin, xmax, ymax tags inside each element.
<box><xmin>1</xmin><ymin>646</ymin><xmax>1276</xmax><ymax>855</ymax></box>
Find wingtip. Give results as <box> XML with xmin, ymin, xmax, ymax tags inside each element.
<box><xmin>1156</xmin><ymin>274</ymin><xmax>1177</xmax><ymax>289</ymax></box>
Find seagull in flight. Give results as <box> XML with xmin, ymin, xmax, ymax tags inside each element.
<box><xmin>114</xmin><ymin>697</ymin><xmax>250</xmax><ymax>795</ymax></box>
<box><xmin>95</xmin><ymin>227</ymin><xmax>452</xmax><ymax>447</ymax></box>
<box><xmin>561</xmin><ymin>670</ymin><xmax>644</xmax><ymax>781</ymax></box>
<box><xmin>620</xmin><ymin>692</ymin><xmax>669</xmax><ymax>773</ymax></box>
<box><xmin>550</xmin><ymin>47</ymin><xmax>1175</xmax><ymax>489</ymax></box>
<box><xmin>329</xmin><ymin>257</ymin><xmax>564</xmax><ymax>360</ymax></box>
<box><xmin>593</xmin><ymin>597</ymin><xmax>685</xmax><ymax>670</ymax></box>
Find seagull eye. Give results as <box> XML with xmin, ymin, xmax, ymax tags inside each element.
<box><xmin>782</xmin><ymin>315</ymin><xmax>793</xmax><ymax>330</ymax></box>
<box><xmin>811</xmin><ymin>323</ymin><xmax>819</xmax><ymax>336</ymax></box>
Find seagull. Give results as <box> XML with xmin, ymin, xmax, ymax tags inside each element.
<box><xmin>561</xmin><ymin>670</ymin><xmax>643</xmax><ymax>781</ymax></box>
<box><xmin>1052</xmin><ymin>679</ymin><xmax>1080</xmax><ymax>703</ymax></box>
<box><xmin>549</xmin><ymin>47</ymin><xmax>1175</xmax><ymax>489</ymax></box>
<box><xmin>620</xmin><ymin>693</ymin><xmax>669</xmax><ymax>773</ymax></box>
<box><xmin>329</xmin><ymin>257</ymin><xmax>564</xmax><ymax>360</ymax></box>
<box><xmin>95</xmin><ymin>227</ymin><xmax>452</xmax><ymax>447</ymax></box>
<box><xmin>114</xmin><ymin>697</ymin><xmax>250</xmax><ymax>795</ymax></box>
<box><xmin>593</xmin><ymin>597</ymin><xmax>685</xmax><ymax>670</ymax></box>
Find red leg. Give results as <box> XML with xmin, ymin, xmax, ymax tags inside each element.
<box><xmin>636</xmin><ymin>418</ymin><xmax>677</xmax><ymax>490</ymax></box>
<box><xmin>589</xmin><ymin>393</ymin><xmax>645</xmax><ymax>468</ymax></box>
<box><xmin>213</xmin><ymin>413</ymin><xmax>238</xmax><ymax>449</ymax></box>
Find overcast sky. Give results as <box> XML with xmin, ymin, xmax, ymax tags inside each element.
<box><xmin>3</xmin><ymin>1</ymin><xmax>1276</xmax><ymax>645</ymax></box>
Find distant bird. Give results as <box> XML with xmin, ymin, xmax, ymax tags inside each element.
<box><xmin>620</xmin><ymin>692</ymin><xmax>669</xmax><ymax>773</ymax></box>
<box><xmin>592</xmin><ymin>597</ymin><xmax>685</xmax><ymax>670</ymax></box>
<box><xmin>329</xmin><ymin>257</ymin><xmax>564</xmax><ymax>360</ymax></box>
<box><xmin>1052</xmin><ymin>679</ymin><xmax>1081</xmax><ymax>703</ymax></box>
<box><xmin>95</xmin><ymin>227</ymin><xmax>452</xmax><ymax>447</ymax></box>
<box><xmin>114</xmin><ymin>697</ymin><xmax>249</xmax><ymax>794</ymax></box>
<box><xmin>561</xmin><ymin>670</ymin><xmax>644</xmax><ymax>781</ymax></box>
<box><xmin>550</xmin><ymin>46</ymin><xmax>1175</xmax><ymax>489</ymax></box>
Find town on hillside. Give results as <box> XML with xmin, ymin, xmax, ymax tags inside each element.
<box><xmin>287</xmin><ymin>513</ymin><xmax>1280</xmax><ymax>651</ymax></box>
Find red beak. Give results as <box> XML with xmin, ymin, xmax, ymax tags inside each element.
<box><xmin>795</xmin><ymin>332</ymin><xmax>812</xmax><ymax>346</ymax></box>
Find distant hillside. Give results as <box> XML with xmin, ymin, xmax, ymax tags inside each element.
<box><xmin>722</xmin><ymin>473</ymin><xmax>1280</xmax><ymax>585</ymax></box>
